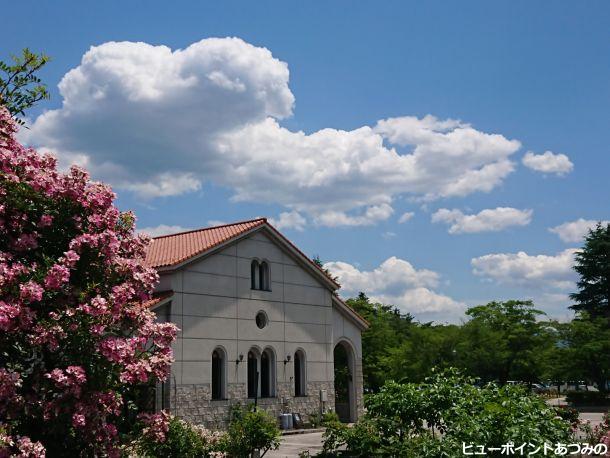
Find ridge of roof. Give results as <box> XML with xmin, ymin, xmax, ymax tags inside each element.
<box><xmin>144</xmin><ymin>218</ymin><xmax>267</xmax><ymax>269</ymax></box>
<box><xmin>150</xmin><ymin>217</ymin><xmax>267</xmax><ymax>240</ymax></box>
<box><xmin>144</xmin><ymin>217</ymin><xmax>341</xmax><ymax>289</ymax></box>
<box><xmin>262</xmin><ymin>221</ymin><xmax>341</xmax><ymax>289</ymax></box>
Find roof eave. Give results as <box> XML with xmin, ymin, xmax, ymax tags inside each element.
<box><xmin>332</xmin><ymin>295</ymin><xmax>369</xmax><ymax>330</ymax></box>
<box><xmin>259</xmin><ymin>224</ymin><xmax>340</xmax><ymax>291</ymax></box>
<box><xmin>151</xmin><ymin>222</ymin><xmax>340</xmax><ymax>292</ymax></box>
<box><xmin>146</xmin><ymin>291</ymin><xmax>174</xmax><ymax>311</ymax></box>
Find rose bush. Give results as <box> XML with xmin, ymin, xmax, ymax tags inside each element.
<box><xmin>581</xmin><ymin>411</ymin><xmax>610</xmax><ymax>456</ymax></box>
<box><xmin>0</xmin><ymin>107</ymin><xmax>177</xmax><ymax>456</ymax></box>
<box><xmin>130</xmin><ymin>412</ymin><xmax>226</xmax><ymax>458</ymax></box>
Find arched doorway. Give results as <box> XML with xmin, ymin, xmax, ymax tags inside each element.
<box><xmin>334</xmin><ymin>340</ymin><xmax>355</xmax><ymax>423</ymax></box>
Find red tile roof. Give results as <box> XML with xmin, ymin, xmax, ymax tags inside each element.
<box><xmin>144</xmin><ymin>218</ymin><xmax>267</xmax><ymax>269</ymax></box>
<box><xmin>142</xmin><ymin>218</ymin><xmax>365</xmax><ymax>328</ymax></box>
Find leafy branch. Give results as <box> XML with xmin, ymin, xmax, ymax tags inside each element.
<box><xmin>0</xmin><ymin>48</ymin><xmax>50</xmax><ymax>124</ymax></box>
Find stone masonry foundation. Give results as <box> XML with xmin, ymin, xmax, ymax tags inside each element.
<box><xmin>170</xmin><ymin>381</ymin><xmax>335</xmax><ymax>430</ymax></box>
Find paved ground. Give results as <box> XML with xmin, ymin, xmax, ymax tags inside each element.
<box><xmin>267</xmin><ymin>431</ymin><xmax>324</xmax><ymax>458</ymax></box>
<box><xmin>547</xmin><ymin>397</ymin><xmax>606</xmax><ymax>426</ymax></box>
<box><xmin>580</xmin><ymin>411</ymin><xmax>605</xmax><ymax>426</ymax></box>
<box><xmin>546</xmin><ymin>396</ymin><xmax>567</xmax><ymax>407</ymax></box>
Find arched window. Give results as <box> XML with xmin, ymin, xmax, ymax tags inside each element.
<box><xmin>211</xmin><ymin>348</ymin><xmax>226</xmax><ymax>400</ymax></box>
<box><xmin>261</xmin><ymin>348</ymin><xmax>276</xmax><ymax>398</ymax></box>
<box><xmin>247</xmin><ymin>347</ymin><xmax>276</xmax><ymax>398</ymax></box>
<box><xmin>247</xmin><ymin>349</ymin><xmax>258</xmax><ymax>398</ymax></box>
<box><xmin>259</xmin><ymin>261</ymin><xmax>270</xmax><ymax>291</ymax></box>
<box><xmin>251</xmin><ymin>260</ymin><xmax>260</xmax><ymax>290</ymax></box>
<box><xmin>294</xmin><ymin>349</ymin><xmax>306</xmax><ymax>396</ymax></box>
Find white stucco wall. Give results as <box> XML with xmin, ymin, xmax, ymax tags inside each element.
<box><xmin>160</xmin><ymin>229</ymin><xmax>335</xmax><ymax>387</ymax></box>
<box><xmin>153</xmin><ymin>227</ymin><xmax>365</xmax><ymax>424</ymax></box>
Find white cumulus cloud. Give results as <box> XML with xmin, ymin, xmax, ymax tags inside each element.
<box><xmin>398</xmin><ymin>211</ymin><xmax>415</xmax><ymax>223</ymax></box>
<box><xmin>125</xmin><ymin>172</ymin><xmax>202</xmax><ymax>199</ymax></box>
<box><xmin>522</xmin><ymin>151</ymin><xmax>573</xmax><ymax>176</ymax></box>
<box><xmin>431</xmin><ymin>207</ymin><xmax>533</xmax><ymax>234</ymax></box>
<box><xmin>549</xmin><ymin>218</ymin><xmax>610</xmax><ymax>243</ymax></box>
<box><xmin>324</xmin><ymin>257</ymin><xmax>465</xmax><ymax>319</ymax></box>
<box><xmin>269</xmin><ymin>211</ymin><xmax>307</xmax><ymax>231</ymax></box>
<box><xmin>22</xmin><ymin>38</ymin><xmax>523</xmax><ymax>226</ymax></box>
<box><xmin>471</xmin><ymin>249</ymin><xmax>578</xmax><ymax>290</ymax></box>
<box><xmin>137</xmin><ymin>224</ymin><xmax>191</xmax><ymax>237</ymax></box>
<box><xmin>313</xmin><ymin>204</ymin><xmax>394</xmax><ymax>227</ymax></box>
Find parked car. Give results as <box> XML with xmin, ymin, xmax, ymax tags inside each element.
<box><xmin>531</xmin><ymin>383</ymin><xmax>550</xmax><ymax>394</ymax></box>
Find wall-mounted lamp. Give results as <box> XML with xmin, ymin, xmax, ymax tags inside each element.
<box><xmin>235</xmin><ymin>353</ymin><xmax>244</xmax><ymax>365</ymax></box>
<box><xmin>283</xmin><ymin>354</ymin><xmax>291</xmax><ymax>365</ymax></box>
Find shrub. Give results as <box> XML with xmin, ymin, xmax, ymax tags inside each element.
<box><xmin>443</xmin><ymin>383</ymin><xmax>571</xmax><ymax>450</ymax></box>
<box><xmin>130</xmin><ymin>412</ymin><xmax>225</xmax><ymax>458</ymax></box>
<box><xmin>321</xmin><ymin>411</ymin><xmax>340</xmax><ymax>425</ymax></box>
<box><xmin>0</xmin><ymin>106</ymin><xmax>177</xmax><ymax>456</ymax></box>
<box><xmin>220</xmin><ymin>404</ymin><xmax>280</xmax><ymax>457</ymax></box>
<box><xmin>307</xmin><ymin>410</ymin><xmax>322</xmax><ymax>428</ymax></box>
<box><xmin>321</xmin><ymin>417</ymin><xmax>348</xmax><ymax>455</ymax></box>
<box><xmin>309</xmin><ymin>410</ymin><xmax>340</xmax><ymax>428</ymax></box>
<box><xmin>322</xmin><ymin>368</ymin><xmax>573</xmax><ymax>457</ymax></box>
<box><xmin>554</xmin><ymin>406</ymin><xmax>580</xmax><ymax>428</ymax></box>
<box><xmin>565</xmin><ymin>390</ymin><xmax>610</xmax><ymax>406</ymax></box>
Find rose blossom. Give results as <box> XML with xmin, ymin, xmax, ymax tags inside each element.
<box><xmin>0</xmin><ymin>106</ymin><xmax>177</xmax><ymax>455</ymax></box>
<box><xmin>19</xmin><ymin>281</ymin><xmax>43</xmax><ymax>303</ymax></box>
<box><xmin>44</xmin><ymin>264</ymin><xmax>70</xmax><ymax>290</ymax></box>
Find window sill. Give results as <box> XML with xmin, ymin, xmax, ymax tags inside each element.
<box><xmin>250</xmin><ymin>288</ymin><xmax>272</xmax><ymax>292</ymax></box>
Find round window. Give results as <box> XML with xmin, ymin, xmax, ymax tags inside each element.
<box><xmin>255</xmin><ymin>311</ymin><xmax>268</xmax><ymax>329</ymax></box>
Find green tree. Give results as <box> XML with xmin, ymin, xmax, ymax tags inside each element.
<box><xmin>460</xmin><ymin>300</ymin><xmax>553</xmax><ymax>384</ymax></box>
<box><xmin>560</xmin><ymin>315</ymin><xmax>610</xmax><ymax>392</ymax></box>
<box><xmin>538</xmin><ymin>321</ymin><xmax>571</xmax><ymax>387</ymax></box>
<box><xmin>348</xmin><ymin>295</ymin><xmax>559</xmax><ymax>387</ymax></box>
<box><xmin>312</xmin><ymin>255</ymin><xmax>339</xmax><ymax>283</ymax></box>
<box><xmin>0</xmin><ymin>48</ymin><xmax>50</xmax><ymax>123</ymax></box>
<box><xmin>347</xmin><ymin>293</ymin><xmax>467</xmax><ymax>387</ymax></box>
<box><xmin>382</xmin><ymin>323</ymin><xmax>462</xmax><ymax>383</ymax></box>
<box><xmin>570</xmin><ymin>222</ymin><xmax>610</xmax><ymax>319</ymax></box>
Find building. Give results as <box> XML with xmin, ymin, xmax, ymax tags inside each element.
<box><xmin>143</xmin><ymin>218</ymin><xmax>368</xmax><ymax>428</ymax></box>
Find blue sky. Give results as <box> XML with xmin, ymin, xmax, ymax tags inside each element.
<box><xmin>3</xmin><ymin>1</ymin><xmax>609</xmax><ymax>322</ymax></box>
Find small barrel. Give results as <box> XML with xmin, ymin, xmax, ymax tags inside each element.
<box><xmin>279</xmin><ymin>413</ymin><xmax>293</xmax><ymax>430</ymax></box>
